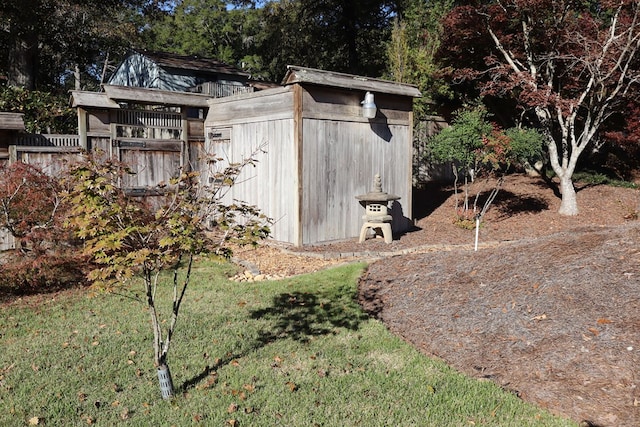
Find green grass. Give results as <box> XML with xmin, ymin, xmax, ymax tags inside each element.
<box><xmin>0</xmin><ymin>259</ymin><xmax>576</xmax><ymax>426</ymax></box>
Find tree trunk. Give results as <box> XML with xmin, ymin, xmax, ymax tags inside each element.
<box><xmin>145</xmin><ymin>272</ymin><xmax>174</xmax><ymax>399</ymax></box>
<box><xmin>558</xmin><ymin>175</ymin><xmax>578</xmax><ymax>216</ymax></box>
<box><xmin>74</xmin><ymin>64</ymin><xmax>81</xmax><ymax>91</ymax></box>
<box><xmin>8</xmin><ymin>34</ymin><xmax>38</xmax><ymax>89</ymax></box>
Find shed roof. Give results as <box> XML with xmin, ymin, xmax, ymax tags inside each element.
<box><xmin>282</xmin><ymin>66</ymin><xmax>421</xmax><ymax>98</ymax></box>
<box><xmin>0</xmin><ymin>112</ymin><xmax>26</xmax><ymax>131</ymax></box>
<box><xmin>134</xmin><ymin>50</ymin><xmax>250</xmax><ymax>78</ymax></box>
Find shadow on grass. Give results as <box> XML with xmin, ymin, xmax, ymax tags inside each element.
<box><xmin>179</xmin><ymin>353</ymin><xmax>238</xmax><ymax>393</ymax></box>
<box><xmin>180</xmin><ymin>286</ymin><xmax>368</xmax><ymax>392</ymax></box>
<box><xmin>249</xmin><ymin>290</ymin><xmax>367</xmax><ymax>344</ymax></box>
<box><xmin>0</xmin><ymin>279</ymin><xmax>90</xmax><ymax>306</ymax></box>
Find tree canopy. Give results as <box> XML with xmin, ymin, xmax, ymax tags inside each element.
<box><xmin>385</xmin><ymin>0</ymin><xmax>454</xmax><ymax>118</ymax></box>
<box><xmin>438</xmin><ymin>0</ymin><xmax>640</xmax><ymax>215</ymax></box>
<box><xmin>0</xmin><ymin>0</ymin><xmax>159</xmax><ymax>91</ymax></box>
<box><xmin>2</xmin><ymin>0</ymin><xmax>640</xmax><ymax>215</ymax></box>
<box><xmin>145</xmin><ymin>0</ymin><xmax>403</xmax><ymax>82</ymax></box>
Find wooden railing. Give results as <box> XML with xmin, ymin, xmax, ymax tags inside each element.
<box><xmin>192</xmin><ymin>82</ymin><xmax>254</xmax><ymax>98</ymax></box>
<box><xmin>116</xmin><ymin>110</ymin><xmax>183</xmax><ymax>129</ymax></box>
<box><xmin>15</xmin><ymin>134</ymin><xmax>81</xmax><ymax>147</ymax></box>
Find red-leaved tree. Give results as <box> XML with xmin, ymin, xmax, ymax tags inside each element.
<box><xmin>440</xmin><ymin>0</ymin><xmax>640</xmax><ymax>215</ymax></box>
<box><xmin>0</xmin><ymin>162</ymin><xmax>86</xmax><ymax>291</ymax></box>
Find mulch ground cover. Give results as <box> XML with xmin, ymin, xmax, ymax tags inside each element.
<box><xmin>351</xmin><ymin>175</ymin><xmax>640</xmax><ymax>426</ymax></box>
<box><xmin>358</xmin><ymin>223</ymin><xmax>640</xmax><ymax>426</ymax></box>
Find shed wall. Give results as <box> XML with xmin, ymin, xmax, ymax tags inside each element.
<box><xmin>205</xmin><ymin>86</ymin><xmax>299</xmax><ymax>243</ymax></box>
<box><xmin>300</xmin><ymin>118</ymin><xmax>412</xmax><ymax>244</ymax></box>
<box><xmin>299</xmin><ymin>85</ymin><xmax>413</xmax><ymax>244</ymax></box>
<box><xmin>206</xmin><ymin>120</ymin><xmax>298</xmax><ymax>244</ymax></box>
<box><xmin>205</xmin><ymin>83</ymin><xmax>415</xmax><ymax>246</ymax></box>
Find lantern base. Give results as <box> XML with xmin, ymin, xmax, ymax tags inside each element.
<box><xmin>359</xmin><ymin>221</ymin><xmax>393</xmax><ymax>244</ymax></box>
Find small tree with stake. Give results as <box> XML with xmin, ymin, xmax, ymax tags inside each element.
<box><xmin>427</xmin><ymin>106</ymin><xmax>544</xmax><ymax>228</ymax></box>
<box><xmin>64</xmin><ymin>151</ymin><xmax>271</xmax><ymax>399</ymax></box>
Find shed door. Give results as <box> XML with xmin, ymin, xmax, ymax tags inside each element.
<box><xmin>203</xmin><ymin>126</ymin><xmax>232</xmax><ymax>187</ymax></box>
<box><xmin>111</xmin><ymin>109</ymin><xmax>186</xmax><ymax>195</ymax></box>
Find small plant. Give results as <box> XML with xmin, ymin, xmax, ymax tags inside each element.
<box><xmin>573</xmin><ymin>170</ymin><xmax>639</xmax><ymax>189</ymax></box>
<box><xmin>0</xmin><ymin>162</ymin><xmax>86</xmax><ymax>292</ymax></box>
<box><xmin>64</xmin><ymin>150</ymin><xmax>271</xmax><ymax>400</ymax></box>
<box><xmin>427</xmin><ymin>106</ymin><xmax>544</xmax><ymax>227</ymax></box>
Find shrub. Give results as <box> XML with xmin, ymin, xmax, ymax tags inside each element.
<box><xmin>0</xmin><ymin>162</ymin><xmax>87</xmax><ymax>294</ymax></box>
<box><xmin>426</xmin><ymin>106</ymin><xmax>544</xmax><ymax>225</ymax></box>
<box><xmin>0</xmin><ymin>86</ymin><xmax>76</xmax><ymax>134</ymax></box>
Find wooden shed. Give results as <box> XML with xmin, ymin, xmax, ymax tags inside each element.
<box><xmin>204</xmin><ymin>66</ymin><xmax>421</xmax><ymax>246</ymax></box>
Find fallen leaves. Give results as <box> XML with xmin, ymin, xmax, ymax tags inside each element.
<box><xmin>196</xmin><ymin>371</ymin><xmax>218</xmax><ymax>390</ymax></box>
<box><xmin>285</xmin><ymin>381</ymin><xmax>298</xmax><ymax>392</ymax></box>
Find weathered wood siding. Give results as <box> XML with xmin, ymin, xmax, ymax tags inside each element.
<box><xmin>300</xmin><ymin>119</ymin><xmax>412</xmax><ymax>244</ymax></box>
<box><xmin>207</xmin><ymin>87</ymin><xmax>293</xmax><ymax>124</ymax></box>
<box><xmin>106</xmin><ymin>109</ymin><xmax>187</xmax><ymax>192</ymax></box>
<box><xmin>8</xmin><ymin>145</ymin><xmax>84</xmax><ymax>177</ymax></box>
<box><xmin>205</xmin><ymin>83</ymin><xmax>415</xmax><ymax>246</ymax></box>
<box><xmin>299</xmin><ymin>85</ymin><xmax>413</xmax><ymax>244</ymax></box>
<box><xmin>206</xmin><ymin>88</ymin><xmax>298</xmax><ymax>243</ymax></box>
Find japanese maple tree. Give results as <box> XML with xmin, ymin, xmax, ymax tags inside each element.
<box><xmin>65</xmin><ymin>151</ymin><xmax>271</xmax><ymax>400</ymax></box>
<box><xmin>440</xmin><ymin>0</ymin><xmax>640</xmax><ymax>215</ymax></box>
<box><xmin>0</xmin><ymin>161</ymin><xmax>86</xmax><ymax>291</ymax></box>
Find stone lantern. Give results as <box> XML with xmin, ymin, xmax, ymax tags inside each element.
<box><xmin>356</xmin><ymin>174</ymin><xmax>400</xmax><ymax>243</ymax></box>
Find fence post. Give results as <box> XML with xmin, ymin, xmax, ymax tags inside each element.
<box><xmin>8</xmin><ymin>145</ymin><xmax>17</xmax><ymax>164</ymax></box>
<box><xmin>181</xmin><ymin>107</ymin><xmax>188</xmax><ymax>171</ymax></box>
<box><xmin>78</xmin><ymin>107</ymin><xmax>88</xmax><ymax>150</ymax></box>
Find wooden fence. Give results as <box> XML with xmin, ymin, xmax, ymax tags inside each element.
<box><xmin>0</xmin><ymin>110</ymin><xmax>449</xmax><ymax>250</ymax></box>
<box><xmin>0</xmin><ymin>109</ymin><xmax>205</xmax><ymax>250</ymax></box>
<box><xmin>194</xmin><ymin>82</ymin><xmax>254</xmax><ymax>98</ymax></box>
<box><xmin>15</xmin><ymin>134</ymin><xmax>80</xmax><ymax>147</ymax></box>
<box><xmin>413</xmin><ymin>115</ymin><xmax>454</xmax><ymax>185</ymax></box>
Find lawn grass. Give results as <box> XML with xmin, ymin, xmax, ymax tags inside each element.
<box><xmin>0</xmin><ymin>259</ymin><xmax>577</xmax><ymax>426</ymax></box>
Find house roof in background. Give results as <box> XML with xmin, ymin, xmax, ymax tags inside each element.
<box><xmin>134</xmin><ymin>50</ymin><xmax>250</xmax><ymax>78</ymax></box>
<box><xmin>0</xmin><ymin>112</ymin><xmax>25</xmax><ymax>131</ymax></box>
<box><xmin>282</xmin><ymin>66</ymin><xmax>422</xmax><ymax>98</ymax></box>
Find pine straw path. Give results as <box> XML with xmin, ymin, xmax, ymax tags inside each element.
<box><xmin>358</xmin><ymin>223</ymin><xmax>640</xmax><ymax>427</ymax></box>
